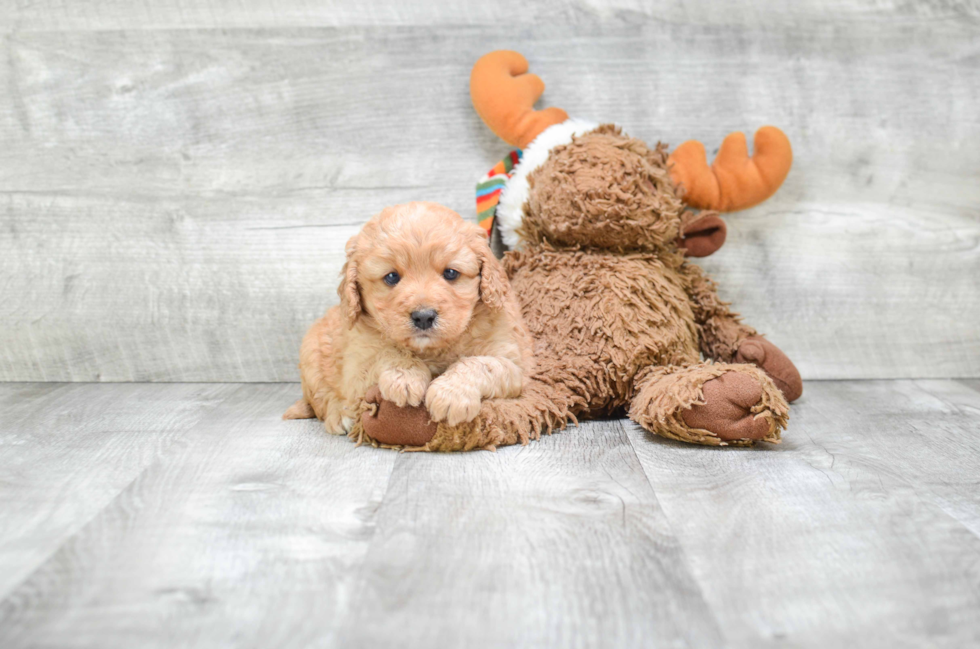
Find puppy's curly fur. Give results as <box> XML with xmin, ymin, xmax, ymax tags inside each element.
<box><xmin>284</xmin><ymin>202</ymin><xmax>532</xmax><ymax>433</ymax></box>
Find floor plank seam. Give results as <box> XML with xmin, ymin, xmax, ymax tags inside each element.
<box><xmin>616</xmin><ymin>419</ymin><xmax>730</xmax><ymax>644</ymax></box>
<box><xmin>0</xmin><ymin>388</ymin><xmax>249</xmax><ymax>607</ymax></box>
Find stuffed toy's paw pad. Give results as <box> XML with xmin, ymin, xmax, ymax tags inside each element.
<box><xmin>735</xmin><ymin>336</ymin><xmax>803</xmax><ymax>402</ymax></box>
<box><xmin>681</xmin><ymin>372</ymin><xmax>771</xmax><ymax>441</ymax></box>
<box><xmin>361</xmin><ymin>385</ymin><xmax>438</xmax><ymax>447</ymax></box>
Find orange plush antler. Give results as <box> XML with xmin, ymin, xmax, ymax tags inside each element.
<box><xmin>668</xmin><ymin>126</ymin><xmax>793</xmax><ymax>212</ymax></box>
<box><xmin>470</xmin><ymin>51</ymin><xmax>569</xmax><ymax>149</ymax></box>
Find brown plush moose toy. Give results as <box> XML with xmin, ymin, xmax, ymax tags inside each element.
<box><xmin>355</xmin><ymin>50</ymin><xmax>802</xmax><ymax>450</ymax></box>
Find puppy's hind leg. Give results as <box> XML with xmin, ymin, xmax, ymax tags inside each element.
<box><xmin>292</xmin><ymin>386</ymin><xmax>349</xmax><ymax>435</ymax></box>
<box><xmin>320</xmin><ymin>396</ymin><xmax>356</xmax><ymax>436</ymax></box>
<box><xmin>294</xmin><ymin>308</ymin><xmax>350</xmax><ymax>434</ymax></box>
<box><xmin>282</xmin><ymin>390</ymin><xmax>345</xmax><ymax>433</ymax></box>
<box><xmin>283</xmin><ymin>399</ymin><xmax>316</xmax><ymax>420</ymax></box>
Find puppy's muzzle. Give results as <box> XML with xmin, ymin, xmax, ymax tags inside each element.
<box><xmin>411</xmin><ymin>308</ymin><xmax>438</xmax><ymax>331</ymax></box>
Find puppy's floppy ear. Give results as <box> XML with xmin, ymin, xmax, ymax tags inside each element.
<box><xmin>471</xmin><ymin>230</ymin><xmax>510</xmax><ymax>310</ymax></box>
<box><xmin>338</xmin><ymin>235</ymin><xmax>362</xmax><ymax>325</ymax></box>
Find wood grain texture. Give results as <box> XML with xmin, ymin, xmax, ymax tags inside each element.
<box><xmin>0</xmin><ymin>382</ymin><xmax>236</xmax><ymax>598</ymax></box>
<box><xmin>625</xmin><ymin>379</ymin><xmax>980</xmax><ymax>648</ymax></box>
<box><xmin>336</xmin><ymin>419</ymin><xmax>723</xmax><ymax>649</ymax></box>
<box><xmin>1</xmin><ymin>7</ymin><xmax>979</xmax><ymax>381</ymax></box>
<box><xmin>2</xmin><ymin>0</ymin><xmax>977</xmax><ymax>31</ymax></box>
<box><xmin>0</xmin><ymin>383</ymin><xmax>398</xmax><ymax>648</ymax></box>
<box><xmin>1</xmin><ymin>381</ymin><xmax>980</xmax><ymax>646</ymax></box>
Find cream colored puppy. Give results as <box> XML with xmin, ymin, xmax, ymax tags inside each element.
<box><xmin>284</xmin><ymin>202</ymin><xmax>531</xmax><ymax>433</ymax></box>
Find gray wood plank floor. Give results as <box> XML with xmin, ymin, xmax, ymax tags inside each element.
<box><xmin>2</xmin><ymin>381</ymin><xmax>979</xmax><ymax>648</ymax></box>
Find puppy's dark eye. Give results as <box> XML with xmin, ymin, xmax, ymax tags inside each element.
<box><xmin>443</xmin><ymin>268</ymin><xmax>460</xmax><ymax>281</ymax></box>
<box><xmin>383</xmin><ymin>272</ymin><xmax>400</xmax><ymax>286</ymax></box>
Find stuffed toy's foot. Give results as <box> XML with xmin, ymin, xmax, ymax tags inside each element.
<box><xmin>360</xmin><ymin>385</ymin><xmax>439</xmax><ymax>447</ymax></box>
<box><xmin>735</xmin><ymin>335</ymin><xmax>803</xmax><ymax>402</ymax></box>
<box><xmin>680</xmin><ymin>372</ymin><xmax>772</xmax><ymax>440</ymax></box>
<box><xmin>630</xmin><ymin>362</ymin><xmax>789</xmax><ymax>446</ymax></box>
<box><xmin>353</xmin><ymin>378</ymin><xmax>573</xmax><ymax>452</ymax></box>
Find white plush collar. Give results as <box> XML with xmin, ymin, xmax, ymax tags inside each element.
<box><xmin>496</xmin><ymin>118</ymin><xmax>598</xmax><ymax>249</ymax></box>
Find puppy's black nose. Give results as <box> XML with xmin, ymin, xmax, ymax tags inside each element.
<box><xmin>411</xmin><ymin>308</ymin><xmax>437</xmax><ymax>331</ymax></box>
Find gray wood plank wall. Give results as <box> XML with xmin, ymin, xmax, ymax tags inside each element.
<box><xmin>1</xmin><ymin>2</ymin><xmax>978</xmax><ymax>381</ymax></box>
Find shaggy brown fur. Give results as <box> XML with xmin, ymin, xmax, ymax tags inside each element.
<box><xmin>521</xmin><ymin>125</ymin><xmax>686</xmax><ymax>252</ymax></box>
<box><xmin>351</xmin><ymin>125</ymin><xmax>792</xmax><ymax>450</ymax></box>
<box><xmin>505</xmin><ymin>126</ymin><xmax>788</xmax><ymax>445</ymax></box>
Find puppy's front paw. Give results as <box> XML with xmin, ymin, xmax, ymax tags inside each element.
<box><xmin>425</xmin><ymin>380</ymin><xmax>482</xmax><ymax>426</ymax></box>
<box><xmin>378</xmin><ymin>368</ymin><xmax>429</xmax><ymax>407</ymax></box>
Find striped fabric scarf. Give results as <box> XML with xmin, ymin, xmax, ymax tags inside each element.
<box><xmin>475</xmin><ymin>149</ymin><xmax>522</xmax><ymax>236</ymax></box>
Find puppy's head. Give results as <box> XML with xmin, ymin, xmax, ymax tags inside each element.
<box><xmin>339</xmin><ymin>202</ymin><xmax>508</xmax><ymax>352</ymax></box>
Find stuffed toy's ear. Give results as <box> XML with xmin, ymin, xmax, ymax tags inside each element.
<box><xmin>470</xmin><ymin>50</ymin><xmax>569</xmax><ymax>149</ymax></box>
<box><xmin>338</xmin><ymin>236</ymin><xmax>362</xmax><ymax>325</ymax></box>
<box><xmin>668</xmin><ymin>126</ymin><xmax>792</xmax><ymax>212</ymax></box>
<box><xmin>677</xmin><ymin>212</ymin><xmax>727</xmax><ymax>257</ymax></box>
